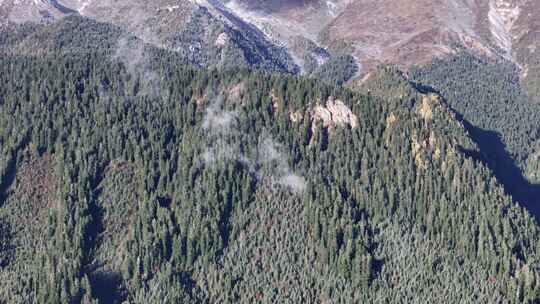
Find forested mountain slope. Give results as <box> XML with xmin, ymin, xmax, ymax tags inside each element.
<box><xmin>0</xmin><ymin>30</ymin><xmax>540</xmax><ymax>303</ymax></box>
<box><xmin>0</xmin><ymin>0</ymin><xmax>299</xmax><ymax>74</ymax></box>
<box><xmin>410</xmin><ymin>53</ymin><xmax>540</xmax><ymax>214</ymax></box>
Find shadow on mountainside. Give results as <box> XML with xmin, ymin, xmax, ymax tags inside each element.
<box><xmin>461</xmin><ymin>125</ymin><xmax>540</xmax><ymax>217</ymax></box>
<box><xmin>413</xmin><ymin>82</ymin><xmax>540</xmax><ymax>219</ymax></box>
<box><xmin>49</xmin><ymin>0</ymin><xmax>78</xmax><ymax>14</ymax></box>
<box><xmin>0</xmin><ymin>152</ymin><xmax>17</xmax><ymax>208</ymax></box>
<box><xmin>0</xmin><ymin>134</ymin><xmax>31</xmax><ymax>208</ymax></box>
<box><xmin>89</xmin><ymin>270</ymin><xmax>124</xmax><ymax>304</ymax></box>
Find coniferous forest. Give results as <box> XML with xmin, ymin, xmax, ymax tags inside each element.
<box><xmin>0</xmin><ymin>16</ymin><xmax>539</xmax><ymax>303</ymax></box>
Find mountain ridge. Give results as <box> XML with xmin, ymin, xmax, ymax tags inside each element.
<box><xmin>2</xmin><ymin>0</ymin><xmax>539</xmax><ymax>84</ymax></box>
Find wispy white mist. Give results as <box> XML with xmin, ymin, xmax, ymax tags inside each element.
<box><xmin>201</xmin><ymin>96</ymin><xmax>239</xmax><ymax>166</ymax></box>
<box><xmin>113</xmin><ymin>36</ymin><xmax>160</xmax><ymax>97</ymax></box>
<box><xmin>278</xmin><ymin>174</ymin><xmax>307</xmax><ymax>194</ymax></box>
<box><xmin>201</xmin><ymin>99</ymin><xmax>306</xmax><ymax>194</ymax></box>
<box><xmin>114</xmin><ymin>37</ymin><xmax>144</xmax><ymax>72</ymax></box>
<box><xmin>202</xmin><ymin>97</ymin><xmax>239</xmax><ymax>132</ymax></box>
<box><xmin>258</xmin><ymin>136</ymin><xmax>306</xmax><ymax>194</ymax></box>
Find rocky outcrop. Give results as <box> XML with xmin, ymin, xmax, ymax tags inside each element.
<box><xmin>215</xmin><ymin>32</ymin><xmax>229</xmax><ymax>47</ymax></box>
<box><xmin>288</xmin><ymin>96</ymin><xmax>357</xmax><ymax>133</ymax></box>
<box><xmin>312</xmin><ymin>96</ymin><xmax>358</xmax><ymax>129</ymax></box>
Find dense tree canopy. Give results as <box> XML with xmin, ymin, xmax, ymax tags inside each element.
<box><xmin>410</xmin><ymin>52</ymin><xmax>540</xmax><ymax>214</ymax></box>
<box><xmin>0</xmin><ymin>19</ymin><xmax>539</xmax><ymax>304</ymax></box>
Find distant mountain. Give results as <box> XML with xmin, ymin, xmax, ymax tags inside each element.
<box><xmin>0</xmin><ymin>0</ymin><xmax>299</xmax><ymax>73</ymax></box>
<box><xmin>1</xmin><ymin>0</ymin><xmax>539</xmax><ymax>92</ymax></box>
<box><xmin>224</xmin><ymin>0</ymin><xmax>539</xmax><ymax>90</ymax></box>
